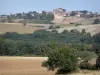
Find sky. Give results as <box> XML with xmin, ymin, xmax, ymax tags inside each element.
<box><xmin>0</xmin><ymin>0</ymin><xmax>100</xmax><ymax>14</ymax></box>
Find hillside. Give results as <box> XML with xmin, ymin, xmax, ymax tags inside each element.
<box><xmin>53</xmin><ymin>16</ymin><xmax>100</xmax><ymax>25</ymax></box>
<box><xmin>53</xmin><ymin>16</ymin><xmax>86</xmax><ymax>24</ymax></box>
<box><xmin>77</xmin><ymin>17</ymin><xmax>100</xmax><ymax>25</ymax></box>
<box><xmin>0</xmin><ymin>23</ymin><xmax>100</xmax><ymax>35</ymax></box>
<box><xmin>48</xmin><ymin>24</ymin><xmax>100</xmax><ymax>35</ymax></box>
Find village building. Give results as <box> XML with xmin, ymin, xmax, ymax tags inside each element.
<box><xmin>0</xmin><ymin>15</ymin><xmax>8</xmax><ymax>18</ymax></box>
<box><xmin>53</xmin><ymin>8</ymin><xmax>69</xmax><ymax>17</ymax></box>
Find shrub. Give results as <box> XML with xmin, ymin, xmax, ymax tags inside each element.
<box><xmin>70</xmin><ymin>22</ymin><xmax>75</xmax><ymax>24</ymax></box>
<box><xmin>75</xmin><ymin>23</ymin><xmax>82</xmax><ymax>27</ymax></box>
<box><xmin>93</xmin><ymin>33</ymin><xmax>100</xmax><ymax>44</ymax></box>
<box><xmin>80</xmin><ymin>61</ymin><xmax>97</xmax><ymax>70</ymax></box>
<box><xmin>49</xmin><ymin>25</ymin><xmax>60</xmax><ymax>29</ymax></box>
<box><xmin>93</xmin><ymin>19</ymin><xmax>100</xmax><ymax>24</ymax></box>
<box><xmin>7</xmin><ymin>19</ymin><xmax>13</xmax><ymax>23</ymax></box>
<box><xmin>42</xmin><ymin>46</ymin><xmax>78</xmax><ymax>74</ymax></box>
<box><xmin>70</xmin><ymin>29</ymin><xmax>80</xmax><ymax>34</ymax></box>
<box><xmin>22</xmin><ymin>21</ymin><xmax>27</xmax><ymax>26</ymax></box>
<box><xmin>92</xmin><ymin>64</ymin><xmax>97</xmax><ymax>70</ymax></box>
<box><xmin>49</xmin><ymin>25</ymin><xmax>55</xmax><ymax>29</ymax></box>
<box><xmin>77</xmin><ymin>51</ymin><xmax>97</xmax><ymax>61</ymax></box>
<box><xmin>96</xmin><ymin>56</ymin><xmax>100</xmax><ymax>69</ymax></box>
<box><xmin>79</xmin><ymin>61</ymin><xmax>93</xmax><ymax>70</ymax></box>
<box><xmin>81</xmin><ymin>29</ymin><xmax>86</xmax><ymax>34</ymax></box>
<box><xmin>0</xmin><ymin>19</ymin><xmax>7</xmax><ymax>22</ymax></box>
<box><xmin>0</xmin><ymin>37</ymin><xmax>5</xmax><ymax>41</ymax></box>
<box><xmin>56</xmin><ymin>26</ymin><xmax>60</xmax><ymax>28</ymax></box>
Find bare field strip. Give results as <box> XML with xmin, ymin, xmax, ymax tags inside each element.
<box><xmin>0</xmin><ymin>57</ymin><xmax>100</xmax><ymax>75</ymax></box>
<box><xmin>0</xmin><ymin>57</ymin><xmax>55</xmax><ymax>75</ymax></box>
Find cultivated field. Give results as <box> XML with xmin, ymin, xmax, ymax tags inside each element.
<box><xmin>0</xmin><ymin>23</ymin><xmax>49</xmax><ymax>34</ymax></box>
<box><xmin>0</xmin><ymin>57</ymin><xmax>55</xmax><ymax>75</ymax></box>
<box><xmin>0</xmin><ymin>57</ymin><xmax>100</xmax><ymax>75</ymax></box>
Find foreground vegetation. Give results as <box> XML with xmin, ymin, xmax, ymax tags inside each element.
<box><xmin>0</xmin><ymin>29</ymin><xmax>100</xmax><ymax>56</ymax></box>
<box><xmin>0</xmin><ymin>29</ymin><xmax>100</xmax><ymax>74</ymax></box>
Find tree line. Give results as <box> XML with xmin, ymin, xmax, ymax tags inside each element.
<box><xmin>7</xmin><ymin>11</ymin><xmax>54</xmax><ymax>24</ymax></box>
<box><xmin>0</xmin><ymin>29</ymin><xmax>100</xmax><ymax>56</ymax></box>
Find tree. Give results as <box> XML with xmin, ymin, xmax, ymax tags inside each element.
<box><xmin>77</xmin><ymin>51</ymin><xmax>97</xmax><ymax>61</ymax></box>
<box><xmin>71</xmin><ymin>44</ymin><xmax>97</xmax><ymax>61</ymax></box>
<box><xmin>80</xmin><ymin>10</ymin><xmax>88</xmax><ymax>14</ymax></box>
<box><xmin>46</xmin><ymin>13</ymin><xmax>54</xmax><ymax>21</ymax></box>
<box><xmin>42</xmin><ymin>11</ymin><xmax>46</xmax><ymax>15</ymax></box>
<box><xmin>92</xmin><ymin>44</ymin><xmax>100</xmax><ymax>54</ymax></box>
<box><xmin>62</xmin><ymin>30</ymin><xmax>69</xmax><ymax>34</ymax></box>
<box><xmin>42</xmin><ymin>46</ymin><xmax>78</xmax><ymax>74</ymax></box>
<box><xmin>81</xmin><ymin>29</ymin><xmax>86</xmax><ymax>34</ymax></box>
<box><xmin>7</xmin><ymin>18</ymin><xmax>13</xmax><ymax>23</ymax></box>
<box><xmin>70</xmin><ymin>29</ymin><xmax>80</xmax><ymax>34</ymax></box>
<box><xmin>70</xmin><ymin>11</ymin><xmax>77</xmax><ymax>16</ymax></box>
<box><xmin>93</xmin><ymin>33</ymin><xmax>100</xmax><ymax>43</ymax></box>
<box><xmin>93</xmin><ymin>19</ymin><xmax>100</xmax><ymax>24</ymax></box>
<box><xmin>96</xmin><ymin>55</ymin><xmax>100</xmax><ymax>69</ymax></box>
<box><xmin>22</xmin><ymin>20</ymin><xmax>27</xmax><ymax>26</ymax></box>
<box><xmin>49</xmin><ymin>25</ymin><xmax>60</xmax><ymax>29</ymax></box>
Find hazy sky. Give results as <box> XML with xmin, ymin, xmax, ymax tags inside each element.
<box><xmin>0</xmin><ymin>0</ymin><xmax>100</xmax><ymax>14</ymax></box>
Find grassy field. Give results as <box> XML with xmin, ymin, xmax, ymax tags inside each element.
<box><xmin>0</xmin><ymin>57</ymin><xmax>100</xmax><ymax>75</ymax></box>
<box><xmin>0</xmin><ymin>23</ymin><xmax>49</xmax><ymax>34</ymax></box>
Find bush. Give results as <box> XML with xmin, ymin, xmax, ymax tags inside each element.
<box><xmin>42</xmin><ymin>46</ymin><xmax>78</xmax><ymax>74</ymax></box>
<box><xmin>75</xmin><ymin>23</ymin><xmax>82</xmax><ymax>27</ymax></box>
<box><xmin>77</xmin><ymin>51</ymin><xmax>97</xmax><ymax>61</ymax></box>
<box><xmin>22</xmin><ymin>21</ymin><xmax>27</xmax><ymax>26</ymax></box>
<box><xmin>56</xmin><ymin>26</ymin><xmax>60</xmax><ymax>28</ymax></box>
<box><xmin>7</xmin><ymin>19</ymin><xmax>13</xmax><ymax>23</ymax></box>
<box><xmin>93</xmin><ymin>33</ymin><xmax>100</xmax><ymax>44</ymax></box>
<box><xmin>0</xmin><ymin>37</ymin><xmax>5</xmax><ymax>41</ymax></box>
<box><xmin>92</xmin><ymin>64</ymin><xmax>97</xmax><ymax>70</ymax></box>
<box><xmin>79</xmin><ymin>61</ymin><xmax>93</xmax><ymax>70</ymax></box>
<box><xmin>70</xmin><ymin>29</ymin><xmax>80</xmax><ymax>34</ymax></box>
<box><xmin>49</xmin><ymin>25</ymin><xmax>60</xmax><ymax>29</ymax></box>
<box><xmin>80</xmin><ymin>61</ymin><xmax>97</xmax><ymax>70</ymax></box>
<box><xmin>0</xmin><ymin>19</ymin><xmax>7</xmax><ymax>22</ymax></box>
<box><xmin>93</xmin><ymin>19</ymin><xmax>100</xmax><ymax>24</ymax></box>
<box><xmin>49</xmin><ymin>25</ymin><xmax>56</xmax><ymax>29</ymax></box>
<box><xmin>81</xmin><ymin>29</ymin><xmax>86</xmax><ymax>34</ymax></box>
<box><xmin>96</xmin><ymin>56</ymin><xmax>100</xmax><ymax>69</ymax></box>
<box><xmin>70</xmin><ymin>22</ymin><xmax>75</xmax><ymax>24</ymax></box>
